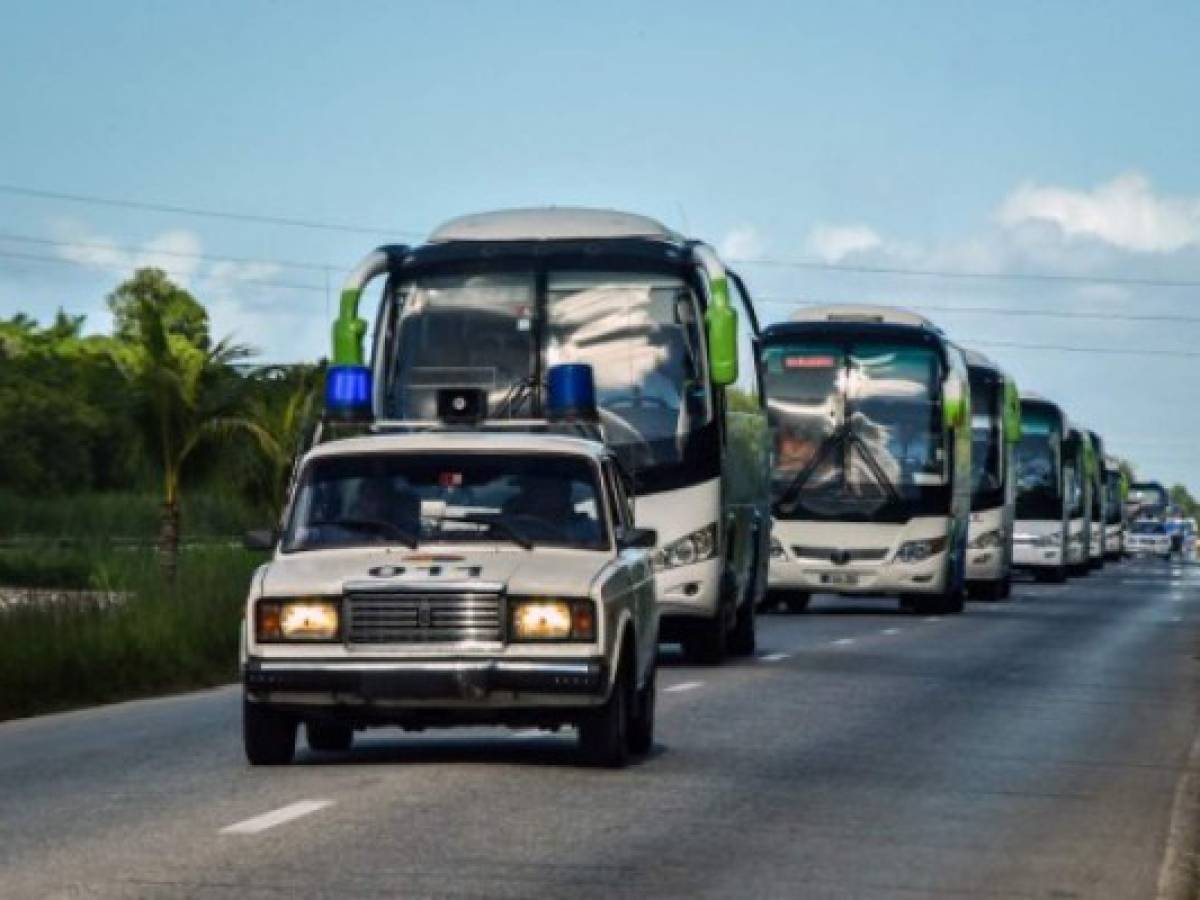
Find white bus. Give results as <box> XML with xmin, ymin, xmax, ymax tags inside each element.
<box><xmin>1101</xmin><ymin>455</ymin><xmax>1125</xmax><ymax>561</ymax></box>
<box><xmin>1085</xmin><ymin>431</ymin><xmax>1107</xmax><ymax>571</ymax></box>
<box><xmin>326</xmin><ymin>208</ymin><xmax>771</xmax><ymax>664</ymax></box>
<box><xmin>1064</xmin><ymin>426</ymin><xmax>1094</xmax><ymax>577</ymax></box>
<box><xmin>763</xmin><ymin>306</ymin><xmax>972</xmax><ymax>615</ymax></box>
<box><xmin>964</xmin><ymin>351</ymin><xmax>1021</xmax><ymax>600</ymax></box>
<box><xmin>1013</xmin><ymin>395</ymin><xmax>1069</xmax><ymax>582</ymax></box>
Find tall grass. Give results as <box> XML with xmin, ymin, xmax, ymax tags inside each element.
<box><xmin>0</xmin><ymin>546</ymin><xmax>261</xmax><ymax>721</ymax></box>
<box><xmin>0</xmin><ymin>489</ymin><xmax>263</xmax><ymax>541</ymax></box>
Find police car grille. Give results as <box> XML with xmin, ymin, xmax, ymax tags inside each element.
<box><xmin>346</xmin><ymin>593</ymin><xmax>502</xmax><ymax>644</ymax></box>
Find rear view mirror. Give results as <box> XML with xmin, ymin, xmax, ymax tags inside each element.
<box><xmin>618</xmin><ymin>527</ymin><xmax>658</xmax><ymax>550</ymax></box>
<box><xmin>243</xmin><ymin>529</ymin><xmax>278</xmax><ymax>551</ymax></box>
<box><xmin>706</xmin><ymin>302</ymin><xmax>738</xmax><ymax>387</ymax></box>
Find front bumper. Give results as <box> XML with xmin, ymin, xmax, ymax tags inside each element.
<box><xmin>1013</xmin><ymin>544</ymin><xmax>1062</xmax><ymax>569</ymax></box>
<box><xmin>244</xmin><ymin>656</ymin><xmax>608</xmax><ymax>709</ymax></box>
<box><xmin>768</xmin><ymin>551</ymin><xmax>948</xmax><ymax>596</ymax></box>
<box><xmin>966</xmin><ymin>549</ymin><xmax>1005</xmax><ymax>582</ymax></box>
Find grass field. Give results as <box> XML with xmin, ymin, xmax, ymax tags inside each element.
<box><xmin>0</xmin><ymin>541</ymin><xmax>262</xmax><ymax>721</ymax></box>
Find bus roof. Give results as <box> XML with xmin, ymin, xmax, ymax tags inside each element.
<box><xmin>786</xmin><ymin>304</ymin><xmax>937</xmax><ymax>329</ymax></box>
<box><xmin>428</xmin><ymin>207</ymin><xmax>683</xmax><ymax>244</ymax></box>
<box><xmin>963</xmin><ymin>348</ymin><xmax>1006</xmax><ymax>376</ymax></box>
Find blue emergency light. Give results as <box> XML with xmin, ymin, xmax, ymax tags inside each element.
<box><xmin>325</xmin><ymin>365</ymin><xmax>373</xmax><ymax>422</ymax></box>
<box><xmin>546</xmin><ymin>363</ymin><xmax>598</xmax><ymax>422</ymax></box>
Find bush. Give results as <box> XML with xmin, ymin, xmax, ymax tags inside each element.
<box><xmin>0</xmin><ymin>546</ymin><xmax>261</xmax><ymax>721</ymax></box>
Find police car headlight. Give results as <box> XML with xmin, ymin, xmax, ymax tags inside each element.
<box><xmin>510</xmin><ymin>598</ymin><xmax>595</xmax><ymax>642</ymax></box>
<box><xmin>896</xmin><ymin>536</ymin><xmax>948</xmax><ymax>563</ymax></box>
<box><xmin>653</xmin><ymin>524</ymin><xmax>718</xmax><ymax>572</ymax></box>
<box><xmin>256</xmin><ymin>598</ymin><xmax>340</xmax><ymax>642</ymax></box>
<box><xmin>969</xmin><ymin>529</ymin><xmax>1003</xmax><ymax>550</ymax></box>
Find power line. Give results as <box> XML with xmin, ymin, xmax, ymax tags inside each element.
<box><xmin>733</xmin><ymin>255</ymin><xmax>1200</xmax><ymax>288</ymax></box>
<box><xmin>758</xmin><ymin>297</ymin><xmax>1200</xmax><ymax>326</ymax></box>
<box><xmin>0</xmin><ymin>183</ymin><xmax>425</xmax><ymax>239</ymax></box>
<box><xmin>0</xmin><ymin>249</ymin><xmax>327</xmax><ymax>294</ymax></box>
<box><xmin>0</xmin><ymin>231</ymin><xmax>345</xmax><ymax>275</ymax></box>
<box><xmin>965</xmin><ymin>338</ymin><xmax>1200</xmax><ymax>359</ymax></box>
<box><xmin>5</xmin><ymin>180</ymin><xmax>1199</xmax><ymax>289</ymax></box>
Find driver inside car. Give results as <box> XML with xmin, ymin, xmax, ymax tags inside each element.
<box><xmin>503</xmin><ymin>474</ymin><xmax>602</xmax><ymax>546</ymax></box>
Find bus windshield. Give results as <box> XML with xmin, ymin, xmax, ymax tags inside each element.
<box><xmin>1015</xmin><ymin>405</ymin><xmax>1063</xmax><ymax>520</ymax></box>
<box><xmin>764</xmin><ymin>339</ymin><xmax>946</xmax><ymax>522</ymax></box>
<box><xmin>969</xmin><ymin>376</ymin><xmax>1003</xmax><ymax>506</ymax></box>
<box><xmin>381</xmin><ymin>270</ymin><xmax>712</xmax><ymax>475</ymax></box>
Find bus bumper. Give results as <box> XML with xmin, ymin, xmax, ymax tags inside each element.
<box><xmin>1013</xmin><ymin>544</ymin><xmax>1063</xmax><ymax>569</ymax></box>
<box><xmin>655</xmin><ymin>558</ymin><xmax>722</xmax><ymax>621</ymax></box>
<box><xmin>966</xmin><ymin>550</ymin><xmax>1005</xmax><ymax>583</ymax></box>
<box><xmin>768</xmin><ymin>551</ymin><xmax>949</xmax><ymax>596</ymax></box>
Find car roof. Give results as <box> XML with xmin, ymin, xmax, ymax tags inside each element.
<box><xmin>305</xmin><ymin>431</ymin><xmax>610</xmax><ymax>463</ymax></box>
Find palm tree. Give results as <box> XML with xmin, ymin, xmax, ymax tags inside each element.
<box><xmin>242</xmin><ymin>367</ymin><xmax>321</xmax><ymax>523</ymax></box>
<box><xmin>113</xmin><ymin>301</ymin><xmax>255</xmax><ymax>578</ymax></box>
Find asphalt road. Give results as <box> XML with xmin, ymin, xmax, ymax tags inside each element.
<box><xmin>3</xmin><ymin>558</ymin><xmax>1199</xmax><ymax>899</ymax></box>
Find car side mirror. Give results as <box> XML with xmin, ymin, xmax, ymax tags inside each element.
<box><xmin>617</xmin><ymin>527</ymin><xmax>658</xmax><ymax>550</ymax></box>
<box><xmin>243</xmin><ymin>528</ymin><xmax>278</xmax><ymax>551</ymax></box>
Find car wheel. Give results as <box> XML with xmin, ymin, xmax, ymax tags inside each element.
<box><xmin>243</xmin><ymin>697</ymin><xmax>297</xmax><ymax>766</ymax></box>
<box><xmin>682</xmin><ymin>614</ymin><xmax>728</xmax><ymax>665</ymax></box>
<box><xmin>627</xmin><ymin>658</ymin><xmax>656</xmax><ymax>756</ymax></box>
<box><xmin>306</xmin><ymin>722</ymin><xmax>354</xmax><ymax>753</ymax></box>
<box><xmin>728</xmin><ymin>600</ymin><xmax>756</xmax><ymax>656</ymax></box>
<box><xmin>579</xmin><ymin>660</ymin><xmax>632</xmax><ymax>768</ymax></box>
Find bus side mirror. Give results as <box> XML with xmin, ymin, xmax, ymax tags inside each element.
<box><xmin>707</xmin><ymin>303</ymin><xmax>738</xmax><ymax>387</ymax></box>
<box><xmin>1003</xmin><ymin>380</ymin><xmax>1022</xmax><ymax>444</ymax></box>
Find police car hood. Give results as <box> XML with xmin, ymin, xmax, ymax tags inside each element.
<box><xmin>260</xmin><ymin>546</ymin><xmax>613</xmax><ymax>598</ymax></box>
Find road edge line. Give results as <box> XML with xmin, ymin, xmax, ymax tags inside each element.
<box><xmin>1155</xmin><ymin>712</ymin><xmax>1200</xmax><ymax>899</ymax></box>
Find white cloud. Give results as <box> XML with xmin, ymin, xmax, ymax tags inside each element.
<box><xmin>804</xmin><ymin>224</ymin><xmax>883</xmax><ymax>263</ymax></box>
<box><xmin>720</xmin><ymin>225</ymin><xmax>765</xmax><ymax>260</ymax></box>
<box><xmin>997</xmin><ymin>172</ymin><xmax>1200</xmax><ymax>254</ymax></box>
<box><xmin>52</xmin><ymin>222</ymin><xmax>202</xmax><ymax>286</ymax></box>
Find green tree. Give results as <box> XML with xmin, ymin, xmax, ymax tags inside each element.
<box><xmin>113</xmin><ymin>298</ymin><xmax>255</xmax><ymax>576</ymax></box>
<box><xmin>1169</xmin><ymin>485</ymin><xmax>1198</xmax><ymax>519</ymax></box>
<box><xmin>108</xmin><ymin>267</ymin><xmax>211</xmax><ymax>350</ymax></box>
<box><xmin>241</xmin><ymin>366</ymin><xmax>322</xmax><ymax>522</ymax></box>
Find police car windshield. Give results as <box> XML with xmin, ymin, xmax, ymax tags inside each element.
<box><xmin>284</xmin><ymin>453</ymin><xmax>609</xmax><ymax>552</ymax></box>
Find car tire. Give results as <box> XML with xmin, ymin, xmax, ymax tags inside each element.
<box><xmin>306</xmin><ymin>722</ymin><xmax>354</xmax><ymax>753</ymax></box>
<box><xmin>728</xmin><ymin>600</ymin><xmax>756</xmax><ymax>656</ymax></box>
<box><xmin>682</xmin><ymin>614</ymin><xmax>728</xmax><ymax>665</ymax></box>
<box><xmin>627</xmin><ymin>658</ymin><xmax>656</xmax><ymax>756</ymax></box>
<box><xmin>243</xmin><ymin>698</ymin><xmax>297</xmax><ymax>766</ymax></box>
<box><xmin>782</xmin><ymin>591</ymin><xmax>811</xmax><ymax>614</ymax></box>
<box><xmin>579</xmin><ymin>659</ymin><xmax>632</xmax><ymax>768</ymax></box>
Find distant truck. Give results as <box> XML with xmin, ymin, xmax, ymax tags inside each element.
<box><xmin>240</xmin><ymin>431</ymin><xmax>660</xmax><ymax>768</ymax></box>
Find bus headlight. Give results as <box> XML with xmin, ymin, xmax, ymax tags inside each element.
<box><xmin>653</xmin><ymin>524</ymin><xmax>718</xmax><ymax>572</ymax></box>
<box><xmin>510</xmin><ymin>598</ymin><xmax>596</xmax><ymax>642</ymax></box>
<box><xmin>256</xmin><ymin>598</ymin><xmax>340</xmax><ymax>642</ymax></box>
<box><xmin>969</xmin><ymin>529</ymin><xmax>1003</xmax><ymax>550</ymax></box>
<box><xmin>895</xmin><ymin>536</ymin><xmax>948</xmax><ymax>563</ymax></box>
<box><xmin>770</xmin><ymin>537</ymin><xmax>786</xmax><ymax>560</ymax></box>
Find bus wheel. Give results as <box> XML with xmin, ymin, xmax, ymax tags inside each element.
<box><xmin>1037</xmin><ymin>566</ymin><xmax>1066</xmax><ymax>584</ymax></box>
<box><xmin>1000</xmin><ymin>575</ymin><xmax>1012</xmax><ymax>599</ymax></box>
<box><xmin>728</xmin><ymin>600</ymin><xmax>757</xmax><ymax>657</ymax></box>
<box><xmin>782</xmin><ymin>591</ymin><xmax>811</xmax><ymax>614</ymax></box>
<box><xmin>941</xmin><ymin>586</ymin><xmax>966</xmax><ymax>615</ymax></box>
<box><xmin>682</xmin><ymin>615</ymin><xmax>728</xmax><ymax>665</ymax></box>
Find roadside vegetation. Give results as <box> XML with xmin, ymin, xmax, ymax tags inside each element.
<box><xmin>0</xmin><ymin>268</ymin><xmax>319</xmax><ymax>720</ymax></box>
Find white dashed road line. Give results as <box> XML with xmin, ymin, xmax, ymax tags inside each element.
<box><xmin>760</xmin><ymin>653</ymin><xmax>790</xmax><ymax>663</ymax></box>
<box><xmin>882</xmin><ymin>628</ymin><xmax>902</xmax><ymax>635</ymax></box>
<box><xmin>664</xmin><ymin>681</ymin><xmax>704</xmax><ymax>694</ymax></box>
<box><xmin>220</xmin><ymin>800</ymin><xmax>334</xmax><ymax>835</ymax></box>
<box><xmin>923</xmin><ymin>617</ymin><xmax>941</xmax><ymax>623</ymax></box>
<box><xmin>831</xmin><ymin>638</ymin><xmax>856</xmax><ymax>647</ymax></box>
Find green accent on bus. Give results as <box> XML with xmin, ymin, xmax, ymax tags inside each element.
<box><xmin>943</xmin><ymin>374</ymin><xmax>967</xmax><ymax>430</ymax></box>
<box><xmin>1003</xmin><ymin>378</ymin><xmax>1022</xmax><ymax>444</ymax></box>
<box><xmin>706</xmin><ymin>274</ymin><xmax>738</xmax><ymax>386</ymax></box>
<box><xmin>1081</xmin><ymin>433</ymin><xmax>1098</xmax><ymax>479</ymax></box>
<box><xmin>332</xmin><ymin>288</ymin><xmax>366</xmax><ymax>365</ymax></box>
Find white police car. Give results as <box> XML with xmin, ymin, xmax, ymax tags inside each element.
<box><xmin>241</xmin><ymin>431</ymin><xmax>659</xmax><ymax>768</ymax></box>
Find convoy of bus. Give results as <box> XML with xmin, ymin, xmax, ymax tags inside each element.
<box><xmin>240</xmin><ymin>204</ymin><xmax>1177</xmax><ymax>765</ymax></box>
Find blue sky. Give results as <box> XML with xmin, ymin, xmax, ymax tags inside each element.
<box><xmin>2</xmin><ymin>1</ymin><xmax>1199</xmax><ymax>488</ymax></box>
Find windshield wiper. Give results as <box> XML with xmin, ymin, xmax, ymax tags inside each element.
<box><xmin>454</xmin><ymin>514</ymin><xmax>535</xmax><ymax>550</ymax></box>
<box><xmin>305</xmin><ymin>517</ymin><xmax>419</xmax><ymax>549</ymax></box>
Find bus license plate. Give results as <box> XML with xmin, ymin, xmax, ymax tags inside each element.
<box><xmin>821</xmin><ymin>573</ymin><xmax>858</xmax><ymax>586</ymax></box>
